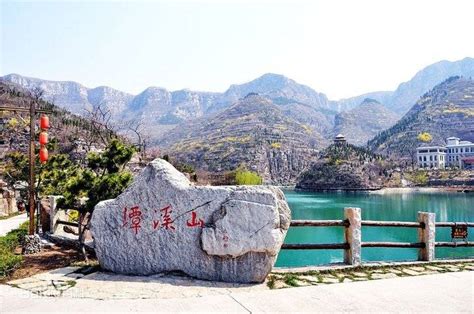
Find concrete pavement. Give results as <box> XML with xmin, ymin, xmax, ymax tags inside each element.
<box><xmin>1</xmin><ymin>271</ymin><xmax>472</xmax><ymax>313</ymax></box>
<box><xmin>0</xmin><ymin>213</ymin><xmax>27</xmax><ymax>236</ymax></box>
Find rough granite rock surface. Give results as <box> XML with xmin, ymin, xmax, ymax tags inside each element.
<box><xmin>91</xmin><ymin>159</ymin><xmax>291</xmax><ymax>283</ymax></box>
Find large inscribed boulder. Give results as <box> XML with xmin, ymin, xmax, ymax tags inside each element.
<box><xmin>90</xmin><ymin>159</ymin><xmax>291</xmax><ymax>283</ymax></box>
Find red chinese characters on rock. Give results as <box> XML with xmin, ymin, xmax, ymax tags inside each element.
<box><xmin>186</xmin><ymin>211</ymin><xmax>204</xmax><ymax>228</ymax></box>
<box><xmin>160</xmin><ymin>205</ymin><xmax>175</xmax><ymax>231</ymax></box>
<box><xmin>122</xmin><ymin>206</ymin><xmax>142</xmax><ymax>235</ymax></box>
<box><xmin>122</xmin><ymin>204</ymin><xmax>206</xmax><ymax>233</ymax></box>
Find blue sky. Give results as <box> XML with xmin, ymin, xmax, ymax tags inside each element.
<box><xmin>1</xmin><ymin>0</ymin><xmax>474</xmax><ymax>99</ymax></box>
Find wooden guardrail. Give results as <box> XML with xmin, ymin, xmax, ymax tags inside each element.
<box><xmin>281</xmin><ymin>208</ymin><xmax>473</xmax><ymax>265</ymax></box>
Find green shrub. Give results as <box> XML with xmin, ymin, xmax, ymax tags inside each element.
<box><xmin>0</xmin><ymin>248</ymin><xmax>22</xmax><ymax>277</ymax></box>
<box><xmin>235</xmin><ymin>170</ymin><xmax>263</xmax><ymax>185</ymax></box>
<box><xmin>405</xmin><ymin>170</ymin><xmax>429</xmax><ymax>186</ymax></box>
<box><xmin>68</xmin><ymin>210</ymin><xmax>80</xmax><ymax>222</ymax></box>
<box><xmin>0</xmin><ymin>222</ymin><xmax>28</xmax><ymax>279</ymax></box>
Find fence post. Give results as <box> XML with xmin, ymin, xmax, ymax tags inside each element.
<box><xmin>344</xmin><ymin>207</ymin><xmax>362</xmax><ymax>265</ymax></box>
<box><xmin>48</xmin><ymin>195</ymin><xmax>63</xmax><ymax>233</ymax></box>
<box><xmin>417</xmin><ymin>211</ymin><xmax>436</xmax><ymax>261</ymax></box>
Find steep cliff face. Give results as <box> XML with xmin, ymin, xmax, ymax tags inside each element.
<box><xmin>159</xmin><ymin>94</ymin><xmax>327</xmax><ymax>184</ymax></box>
<box><xmin>296</xmin><ymin>144</ymin><xmax>387</xmax><ymax>191</ymax></box>
<box><xmin>368</xmin><ymin>76</ymin><xmax>474</xmax><ymax>158</ymax></box>
<box><xmin>333</xmin><ymin>99</ymin><xmax>400</xmax><ymax>146</ymax></box>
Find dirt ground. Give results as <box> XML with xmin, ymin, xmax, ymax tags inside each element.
<box><xmin>1</xmin><ymin>245</ymin><xmax>88</xmax><ymax>284</ymax></box>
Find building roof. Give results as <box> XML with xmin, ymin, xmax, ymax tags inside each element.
<box><xmin>447</xmin><ymin>137</ymin><xmax>460</xmax><ymax>140</ymax></box>
<box><xmin>416</xmin><ymin>146</ymin><xmax>446</xmax><ymax>150</ymax></box>
<box><xmin>335</xmin><ymin>134</ymin><xmax>345</xmax><ymax>139</ymax></box>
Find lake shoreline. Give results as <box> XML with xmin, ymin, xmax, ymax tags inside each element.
<box><xmin>277</xmin><ymin>186</ymin><xmax>474</xmax><ymax>194</ymax></box>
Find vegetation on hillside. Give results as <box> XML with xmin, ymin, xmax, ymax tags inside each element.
<box><xmin>417</xmin><ymin>132</ymin><xmax>432</xmax><ymax>143</ymax></box>
<box><xmin>367</xmin><ymin>76</ymin><xmax>474</xmax><ymax>158</ymax></box>
<box><xmin>235</xmin><ymin>168</ymin><xmax>263</xmax><ymax>185</ymax></box>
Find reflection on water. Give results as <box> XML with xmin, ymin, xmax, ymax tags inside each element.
<box><xmin>276</xmin><ymin>190</ymin><xmax>474</xmax><ymax>267</ymax></box>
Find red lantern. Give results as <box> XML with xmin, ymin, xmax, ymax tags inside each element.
<box><xmin>39</xmin><ymin>147</ymin><xmax>48</xmax><ymax>164</ymax></box>
<box><xmin>40</xmin><ymin>115</ymin><xmax>49</xmax><ymax>130</ymax></box>
<box><xmin>39</xmin><ymin>132</ymin><xmax>48</xmax><ymax>145</ymax></box>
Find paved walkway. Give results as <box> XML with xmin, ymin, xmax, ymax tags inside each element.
<box><xmin>1</xmin><ymin>271</ymin><xmax>472</xmax><ymax>313</ymax></box>
<box><xmin>0</xmin><ymin>213</ymin><xmax>27</xmax><ymax>236</ymax></box>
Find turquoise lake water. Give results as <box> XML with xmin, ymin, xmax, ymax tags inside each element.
<box><xmin>275</xmin><ymin>190</ymin><xmax>474</xmax><ymax>267</ymax></box>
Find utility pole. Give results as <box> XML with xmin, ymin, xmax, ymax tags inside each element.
<box><xmin>28</xmin><ymin>99</ymin><xmax>36</xmax><ymax>235</ymax></box>
<box><xmin>1</xmin><ymin>96</ymin><xmax>50</xmax><ymax>237</ymax></box>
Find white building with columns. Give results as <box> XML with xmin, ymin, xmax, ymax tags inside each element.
<box><xmin>417</xmin><ymin>137</ymin><xmax>474</xmax><ymax>169</ymax></box>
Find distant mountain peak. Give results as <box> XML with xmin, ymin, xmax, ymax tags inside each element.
<box><xmin>361</xmin><ymin>98</ymin><xmax>381</xmax><ymax>105</ymax></box>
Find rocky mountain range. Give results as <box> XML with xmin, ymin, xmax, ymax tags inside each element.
<box><xmin>1</xmin><ymin>57</ymin><xmax>473</xmax><ymax>166</ymax></box>
<box><xmin>368</xmin><ymin>76</ymin><xmax>474</xmax><ymax>158</ymax></box>
<box><xmin>159</xmin><ymin>94</ymin><xmax>326</xmax><ymax>184</ymax></box>
<box><xmin>337</xmin><ymin>57</ymin><xmax>474</xmax><ymax>114</ymax></box>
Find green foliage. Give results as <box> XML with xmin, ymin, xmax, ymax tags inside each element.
<box><xmin>176</xmin><ymin>163</ymin><xmax>195</xmax><ymax>174</ymax></box>
<box><xmin>87</xmin><ymin>139</ymin><xmax>135</xmax><ymax>173</ymax></box>
<box><xmin>40</xmin><ymin>154</ymin><xmax>81</xmax><ymax>196</ymax></box>
<box><xmin>7</xmin><ymin>117</ymin><xmax>19</xmax><ymax>129</ymax></box>
<box><xmin>68</xmin><ymin>210</ymin><xmax>80</xmax><ymax>222</ymax></box>
<box><xmin>0</xmin><ymin>223</ymin><xmax>27</xmax><ymax>279</ymax></box>
<box><xmin>59</xmin><ymin>139</ymin><xmax>135</xmax><ymax>212</ymax></box>
<box><xmin>283</xmin><ymin>274</ymin><xmax>300</xmax><ymax>287</ymax></box>
<box><xmin>417</xmin><ymin>132</ymin><xmax>432</xmax><ymax>143</ymax></box>
<box><xmin>4</xmin><ymin>151</ymin><xmax>29</xmax><ymax>184</ymax></box>
<box><xmin>405</xmin><ymin>170</ymin><xmax>429</xmax><ymax>186</ymax></box>
<box><xmin>235</xmin><ymin>169</ymin><xmax>263</xmax><ymax>185</ymax></box>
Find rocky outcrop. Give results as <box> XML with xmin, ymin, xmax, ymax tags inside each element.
<box><xmin>90</xmin><ymin>159</ymin><xmax>291</xmax><ymax>283</ymax></box>
<box><xmin>296</xmin><ymin>144</ymin><xmax>387</xmax><ymax>190</ymax></box>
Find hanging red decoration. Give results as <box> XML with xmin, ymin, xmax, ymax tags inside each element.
<box><xmin>39</xmin><ymin>132</ymin><xmax>48</xmax><ymax>145</ymax></box>
<box><xmin>39</xmin><ymin>147</ymin><xmax>48</xmax><ymax>164</ymax></box>
<box><xmin>40</xmin><ymin>115</ymin><xmax>49</xmax><ymax>130</ymax></box>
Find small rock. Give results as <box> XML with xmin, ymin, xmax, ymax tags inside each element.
<box><xmin>402</xmin><ymin>269</ymin><xmax>419</xmax><ymax>276</ymax></box>
<box><xmin>463</xmin><ymin>265</ymin><xmax>474</xmax><ymax>271</ymax></box>
<box><xmin>22</xmin><ymin>234</ymin><xmax>41</xmax><ymax>255</ymax></box>
<box><xmin>371</xmin><ymin>269</ymin><xmax>385</xmax><ymax>274</ymax></box>
<box><xmin>388</xmin><ymin>269</ymin><xmax>403</xmax><ymax>274</ymax></box>
<box><xmin>407</xmin><ymin>266</ymin><xmax>425</xmax><ymax>272</ymax></box>
<box><xmin>425</xmin><ymin>265</ymin><xmax>444</xmax><ymax>271</ymax></box>
<box><xmin>18</xmin><ymin>280</ymin><xmax>49</xmax><ymax>290</ymax></box>
<box><xmin>371</xmin><ymin>273</ymin><xmax>397</xmax><ymax>280</ymax></box>
<box><xmin>351</xmin><ymin>272</ymin><xmax>368</xmax><ymax>277</ymax></box>
<box><xmin>273</xmin><ymin>281</ymin><xmax>289</xmax><ymax>289</ymax></box>
<box><xmin>40</xmin><ymin>288</ymin><xmax>61</xmax><ymax>297</ymax></box>
<box><xmin>352</xmin><ymin>277</ymin><xmax>369</xmax><ymax>281</ymax></box>
<box><xmin>295</xmin><ymin>279</ymin><xmax>311</xmax><ymax>287</ymax></box>
<box><xmin>299</xmin><ymin>275</ymin><xmax>319</xmax><ymax>283</ymax></box>
<box><xmin>321</xmin><ymin>276</ymin><xmax>340</xmax><ymax>284</ymax></box>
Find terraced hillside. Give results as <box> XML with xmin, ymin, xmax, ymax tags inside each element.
<box><xmin>159</xmin><ymin>94</ymin><xmax>328</xmax><ymax>184</ymax></box>
<box><xmin>368</xmin><ymin>76</ymin><xmax>474</xmax><ymax>158</ymax></box>
<box><xmin>332</xmin><ymin>98</ymin><xmax>399</xmax><ymax>146</ymax></box>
